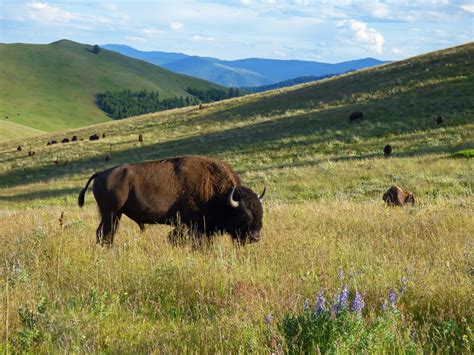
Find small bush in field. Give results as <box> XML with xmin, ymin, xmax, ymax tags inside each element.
<box><xmin>452</xmin><ymin>148</ymin><xmax>474</xmax><ymax>158</ymax></box>
<box><xmin>281</xmin><ymin>286</ymin><xmax>416</xmax><ymax>353</ymax></box>
<box><xmin>17</xmin><ymin>297</ymin><xmax>47</xmax><ymax>348</ymax></box>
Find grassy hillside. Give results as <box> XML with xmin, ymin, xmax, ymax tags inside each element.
<box><xmin>0</xmin><ymin>43</ymin><xmax>472</xmax><ymax>353</ymax></box>
<box><xmin>0</xmin><ymin>40</ymin><xmax>223</xmax><ymax>138</ymax></box>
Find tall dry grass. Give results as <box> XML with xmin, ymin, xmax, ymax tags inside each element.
<box><xmin>1</xmin><ymin>199</ymin><xmax>472</xmax><ymax>352</ymax></box>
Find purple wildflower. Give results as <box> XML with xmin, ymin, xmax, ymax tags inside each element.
<box><xmin>388</xmin><ymin>288</ymin><xmax>397</xmax><ymax>307</ymax></box>
<box><xmin>338</xmin><ymin>285</ymin><xmax>349</xmax><ymax>312</ymax></box>
<box><xmin>399</xmin><ymin>276</ymin><xmax>407</xmax><ymax>294</ymax></box>
<box><xmin>265</xmin><ymin>312</ymin><xmax>273</xmax><ymax>324</ymax></box>
<box><xmin>314</xmin><ymin>291</ymin><xmax>325</xmax><ymax>315</ymax></box>
<box><xmin>351</xmin><ymin>292</ymin><xmax>365</xmax><ymax>312</ymax></box>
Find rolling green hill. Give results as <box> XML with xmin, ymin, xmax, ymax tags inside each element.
<box><xmin>0</xmin><ymin>40</ymin><xmax>223</xmax><ymax>138</ymax></box>
<box><xmin>0</xmin><ymin>43</ymin><xmax>473</xmax><ymax>353</ymax></box>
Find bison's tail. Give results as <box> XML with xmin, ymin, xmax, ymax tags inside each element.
<box><xmin>78</xmin><ymin>172</ymin><xmax>99</xmax><ymax>207</ymax></box>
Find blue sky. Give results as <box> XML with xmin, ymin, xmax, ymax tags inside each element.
<box><xmin>1</xmin><ymin>0</ymin><xmax>473</xmax><ymax>62</ymax></box>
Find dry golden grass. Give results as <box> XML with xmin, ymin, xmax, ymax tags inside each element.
<box><xmin>1</xmin><ymin>198</ymin><xmax>472</xmax><ymax>352</ymax></box>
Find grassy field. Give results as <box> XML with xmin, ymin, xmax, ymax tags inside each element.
<box><xmin>0</xmin><ymin>40</ymin><xmax>223</xmax><ymax>138</ymax></box>
<box><xmin>0</xmin><ymin>43</ymin><xmax>473</xmax><ymax>353</ymax></box>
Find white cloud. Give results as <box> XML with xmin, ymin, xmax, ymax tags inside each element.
<box><xmin>190</xmin><ymin>35</ymin><xmax>215</xmax><ymax>42</ymax></box>
<box><xmin>273</xmin><ymin>49</ymin><xmax>286</xmax><ymax>57</ymax></box>
<box><xmin>170</xmin><ymin>22</ymin><xmax>183</xmax><ymax>31</ymax></box>
<box><xmin>367</xmin><ymin>2</ymin><xmax>391</xmax><ymax>18</ymax></box>
<box><xmin>338</xmin><ymin>19</ymin><xmax>385</xmax><ymax>54</ymax></box>
<box><xmin>124</xmin><ymin>36</ymin><xmax>146</xmax><ymax>43</ymax></box>
<box><xmin>391</xmin><ymin>47</ymin><xmax>402</xmax><ymax>54</ymax></box>
<box><xmin>25</xmin><ymin>2</ymin><xmax>76</xmax><ymax>23</ymax></box>
<box><xmin>141</xmin><ymin>28</ymin><xmax>163</xmax><ymax>37</ymax></box>
<box><xmin>460</xmin><ymin>4</ymin><xmax>474</xmax><ymax>13</ymax></box>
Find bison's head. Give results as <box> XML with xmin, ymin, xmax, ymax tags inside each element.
<box><xmin>404</xmin><ymin>192</ymin><xmax>415</xmax><ymax>205</ymax></box>
<box><xmin>225</xmin><ymin>186</ymin><xmax>265</xmax><ymax>244</ymax></box>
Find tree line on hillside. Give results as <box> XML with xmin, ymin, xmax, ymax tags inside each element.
<box><xmin>96</xmin><ymin>87</ymin><xmax>241</xmax><ymax>119</ymax></box>
<box><xmin>185</xmin><ymin>87</ymin><xmax>241</xmax><ymax>102</ymax></box>
<box><xmin>243</xmin><ymin>72</ymin><xmax>352</xmax><ymax>93</ymax></box>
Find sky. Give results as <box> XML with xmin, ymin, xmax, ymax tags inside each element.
<box><xmin>0</xmin><ymin>0</ymin><xmax>473</xmax><ymax>62</ymax></box>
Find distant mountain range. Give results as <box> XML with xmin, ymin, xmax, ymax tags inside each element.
<box><xmin>103</xmin><ymin>44</ymin><xmax>389</xmax><ymax>87</ymax></box>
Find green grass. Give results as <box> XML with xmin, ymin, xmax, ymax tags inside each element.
<box><xmin>0</xmin><ymin>120</ymin><xmax>44</xmax><ymax>140</ymax></box>
<box><xmin>0</xmin><ymin>42</ymin><xmax>473</xmax><ymax>353</ymax></box>
<box><xmin>0</xmin><ymin>40</ymin><xmax>223</xmax><ymax>138</ymax></box>
<box><xmin>453</xmin><ymin>148</ymin><xmax>474</xmax><ymax>158</ymax></box>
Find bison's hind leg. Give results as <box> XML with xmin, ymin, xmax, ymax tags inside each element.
<box><xmin>97</xmin><ymin>211</ymin><xmax>122</xmax><ymax>246</ymax></box>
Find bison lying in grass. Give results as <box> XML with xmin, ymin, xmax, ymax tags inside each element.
<box><xmin>383</xmin><ymin>185</ymin><xmax>415</xmax><ymax>206</ymax></box>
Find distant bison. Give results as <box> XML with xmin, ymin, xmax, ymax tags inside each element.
<box><xmin>105</xmin><ymin>154</ymin><xmax>111</xmax><ymax>162</ymax></box>
<box><xmin>138</xmin><ymin>134</ymin><xmax>144</xmax><ymax>142</ymax></box>
<box><xmin>436</xmin><ymin>115</ymin><xmax>444</xmax><ymax>125</ymax></box>
<box><xmin>16</xmin><ymin>145</ymin><xmax>22</xmax><ymax>152</ymax></box>
<box><xmin>78</xmin><ymin>155</ymin><xmax>265</xmax><ymax>246</ymax></box>
<box><xmin>61</xmin><ymin>138</ymin><xmax>70</xmax><ymax>143</ymax></box>
<box><xmin>102</xmin><ymin>132</ymin><xmax>107</xmax><ymax>138</ymax></box>
<box><xmin>349</xmin><ymin>111</ymin><xmax>363</xmax><ymax>122</ymax></box>
<box><xmin>48</xmin><ymin>140</ymin><xmax>58</xmax><ymax>145</ymax></box>
<box><xmin>71</xmin><ymin>135</ymin><xmax>78</xmax><ymax>142</ymax></box>
<box><xmin>89</xmin><ymin>134</ymin><xmax>100</xmax><ymax>141</ymax></box>
<box><xmin>199</xmin><ymin>104</ymin><xmax>204</xmax><ymax>110</ymax></box>
<box><xmin>383</xmin><ymin>185</ymin><xmax>415</xmax><ymax>207</ymax></box>
<box><xmin>384</xmin><ymin>144</ymin><xmax>392</xmax><ymax>157</ymax></box>
<box><xmin>28</xmin><ymin>150</ymin><xmax>35</xmax><ymax>156</ymax></box>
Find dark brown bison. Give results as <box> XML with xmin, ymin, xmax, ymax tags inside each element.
<box><xmin>436</xmin><ymin>115</ymin><xmax>444</xmax><ymax>125</ymax></box>
<box><xmin>349</xmin><ymin>111</ymin><xmax>363</xmax><ymax>122</ymax></box>
<box><xmin>78</xmin><ymin>155</ymin><xmax>265</xmax><ymax>246</ymax></box>
<box><xmin>102</xmin><ymin>132</ymin><xmax>107</xmax><ymax>138</ymax></box>
<box><xmin>384</xmin><ymin>144</ymin><xmax>392</xmax><ymax>157</ymax></box>
<box><xmin>89</xmin><ymin>134</ymin><xmax>100</xmax><ymax>141</ymax></box>
<box><xmin>48</xmin><ymin>140</ymin><xmax>57</xmax><ymax>145</ymax></box>
<box><xmin>28</xmin><ymin>150</ymin><xmax>35</xmax><ymax>156</ymax></box>
<box><xmin>138</xmin><ymin>134</ymin><xmax>144</xmax><ymax>142</ymax></box>
<box><xmin>61</xmin><ymin>138</ymin><xmax>70</xmax><ymax>143</ymax></box>
<box><xmin>383</xmin><ymin>185</ymin><xmax>415</xmax><ymax>206</ymax></box>
<box><xmin>71</xmin><ymin>135</ymin><xmax>78</xmax><ymax>142</ymax></box>
<box><xmin>16</xmin><ymin>145</ymin><xmax>22</xmax><ymax>151</ymax></box>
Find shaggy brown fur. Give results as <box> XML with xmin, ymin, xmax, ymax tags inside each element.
<box><xmin>383</xmin><ymin>185</ymin><xmax>415</xmax><ymax>206</ymax></box>
<box><xmin>78</xmin><ymin>155</ymin><xmax>265</xmax><ymax>246</ymax></box>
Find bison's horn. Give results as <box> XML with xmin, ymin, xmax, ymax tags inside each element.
<box><xmin>228</xmin><ymin>187</ymin><xmax>239</xmax><ymax>208</ymax></box>
<box><xmin>259</xmin><ymin>186</ymin><xmax>266</xmax><ymax>201</ymax></box>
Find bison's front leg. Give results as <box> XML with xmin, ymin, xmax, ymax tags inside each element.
<box><xmin>167</xmin><ymin>225</ymin><xmax>188</xmax><ymax>247</ymax></box>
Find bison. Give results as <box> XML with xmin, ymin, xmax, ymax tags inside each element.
<box><xmin>61</xmin><ymin>138</ymin><xmax>70</xmax><ymax>143</ymax></box>
<box><xmin>49</xmin><ymin>140</ymin><xmax>58</xmax><ymax>145</ymax></box>
<box><xmin>28</xmin><ymin>150</ymin><xmax>35</xmax><ymax>156</ymax></box>
<box><xmin>138</xmin><ymin>134</ymin><xmax>144</xmax><ymax>142</ymax></box>
<box><xmin>89</xmin><ymin>134</ymin><xmax>100</xmax><ymax>141</ymax></box>
<box><xmin>102</xmin><ymin>133</ymin><xmax>107</xmax><ymax>138</ymax></box>
<box><xmin>384</xmin><ymin>144</ymin><xmax>392</xmax><ymax>157</ymax></box>
<box><xmin>436</xmin><ymin>115</ymin><xmax>444</xmax><ymax>125</ymax></box>
<box><xmin>71</xmin><ymin>135</ymin><xmax>78</xmax><ymax>142</ymax></box>
<box><xmin>383</xmin><ymin>185</ymin><xmax>415</xmax><ymax>206</ymax></box>
<box><xmin>78</xmin><ymin>156</ymin><xmax>265</xmax><ymax>246</ymax></box>
<box><xmin>16</xmin><ymin>145</ymin><xmax>22</xmax><ymax>151</ymax></box>
<box><xmin>349</xmin><ymin>111</ymin><xmax>363</xmax><ymax>122</ymax></box>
